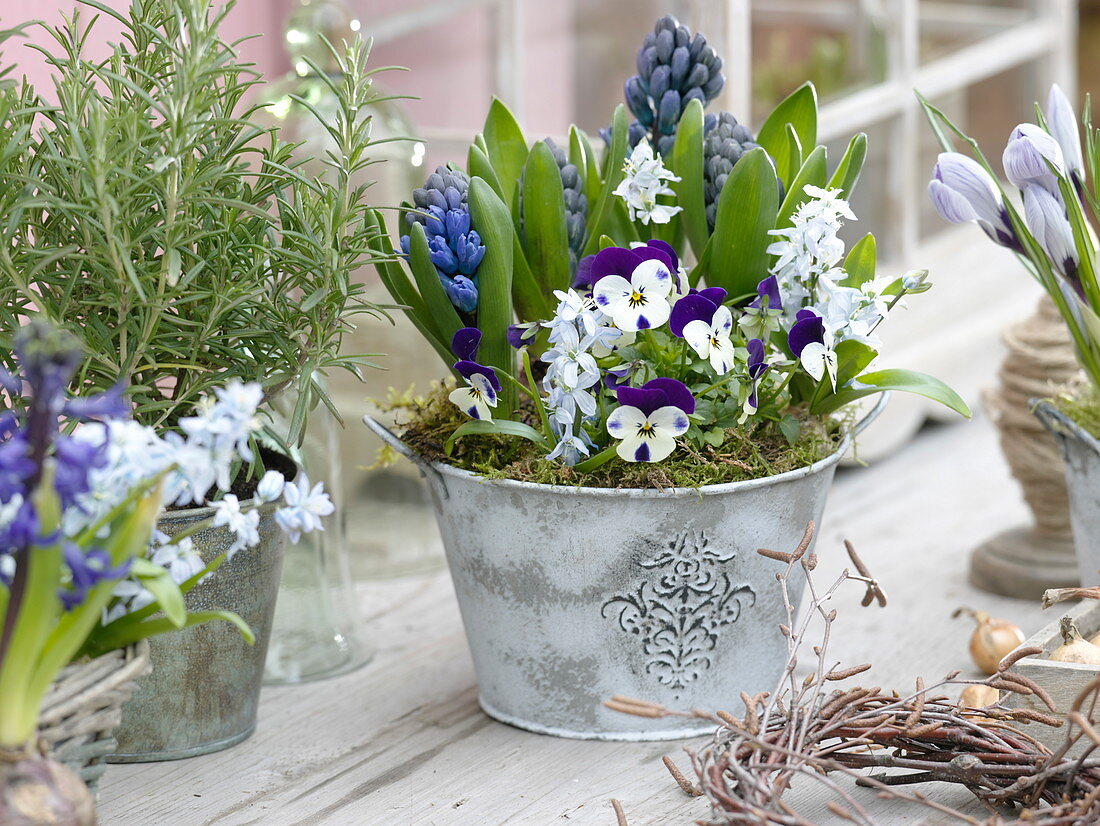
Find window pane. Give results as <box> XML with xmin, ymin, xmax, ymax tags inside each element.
<box><xmin>919</xmin><ymin>0</ymin><xmax>1039</xmax><ymax>65</ymax></box>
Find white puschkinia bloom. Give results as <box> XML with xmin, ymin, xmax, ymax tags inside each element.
<box><xmin>682</xmin><ymin>304</ymin><xmax>736</xmax><ymax>375</ymax></box>
<box><xmin>540</xmin><ymin>290</ymin><xmax>607</xmax><ymax>465</ymax></box>
<box><xmin>613</xmin><ymin>139</ymin><xmax>683</xmax><ymax>225</ymax></box>
<box><xmin>606</xmin><ymin>404</ymin><xmax>691</xmax><ymax>463</ymax></box>
<box><xmin>213</xmin><ymin>494</ymin><xmax>261</xmax><ymax>557</ymax></box>
<box><xmin>593</xmin><ymin>258</ymin><xmax>675</xmax><ymax>332</ymax></box>
<box><xmin>275</xmin><ymin>474</ymin><xmax>336</xmax><ymax>544</ymax></box>
<box><xmin>813</xmin><ymin>275</ymin><xmax>884</xmax><ymax>349</ymax></box>
<box><xmin>767</xmin><ymin>185</ymin><xmax>855</xmax><ymax>321</ymax></box>
<box><xmin>256</xmin><ymin>470</ymin><xmax>287</xmax><ymax>503</ymax></box>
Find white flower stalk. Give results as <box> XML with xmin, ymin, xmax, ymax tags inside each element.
<box><xmin>613</xmin><ymin>139</ymin><xmax>682</xmax><ymax>225</ymax></box>
<box><xmin>767</xmin><ymin>185</ymin><xmax>854</xmax><ymax>321</ymax></box>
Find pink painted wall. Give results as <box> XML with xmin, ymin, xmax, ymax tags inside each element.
<box><xmin>0</xmin><ymin>0</ymin><xmax>576</xmax><ymax>171</ymax></box>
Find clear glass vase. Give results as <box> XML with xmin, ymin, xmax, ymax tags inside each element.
<box><xmin>257</xmin><ymin>0</ymin><xmax>445</xmax><ymax>684</ymax></box>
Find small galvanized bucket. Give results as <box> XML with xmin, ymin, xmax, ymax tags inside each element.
<box><xmin>364</xmin><ymin>399</ymin><xmax>883</xmax><ymax>741</ymax></box>
<box><xmin>108</xmin><ymin>502</ymin><xmax>287</xmax><ymax>762</ymax></box>
<box><xmin>1035</xmin><ymin>400</ymin><xmax>1100</xmax><ymax>587</ymax></box>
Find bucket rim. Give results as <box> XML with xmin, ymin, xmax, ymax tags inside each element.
<box><xmin>366</xmin><ymin>395</ymin><xmax>889</xmax><ymax>499</ymax></box>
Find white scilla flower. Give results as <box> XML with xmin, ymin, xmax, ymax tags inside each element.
<box><xmin>613</xmin><ymin>140</ymin><xmax>683</xmax><ymax>225</ymax></box>
<box><xmin>212</xmin><ymin>493</ymin><xmax>261</xmax><ymax>557</ymax></box>
<box><xmin>256</xmin><ymin>470</ymin><xmax>287</xmax><ymax>503</ymax></box>
<box><xmin>275</xmin><ymin>475</ymin><xmax>334</xmax><ymax>544</ymax></box>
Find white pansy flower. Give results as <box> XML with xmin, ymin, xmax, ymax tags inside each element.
<box><xmin>607</xmin><ymin>404</ymin><xmax>690</xmax><ymax>463</ymax></box>
<box><xmin>593</xmin><ymin>259</ymin><xmax>674</xmax><ymax>332</ymax></box>
<box><xmin>682</xmin><ymin>304</ymin><xmax>736</xmax><ymax>375</ymax></box>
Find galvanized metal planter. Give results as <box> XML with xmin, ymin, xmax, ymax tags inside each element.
<box><xmin>1035</xmin><ymin>400</ymin><xmax>1100</xmax><ymax>587</ymax></box>
<box><xmin>364</xmin><ymin>400</ymin><xmax>882</xmax><ymax>741</ymax></box>
<box><xmin>108</xmin><ymin>502</ymin><xmax>287</xmax><ymax>762</ymax></box>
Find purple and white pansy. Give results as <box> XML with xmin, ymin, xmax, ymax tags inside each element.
<box><xmin>788</xmin><ymin>308</ymin><xmax>837</xmax><ymax>387</ymax></box>
<box><xmin>607</xmin><ymin>378</ymin><xmax>695</xmax><ymax>463</ymax></box>
<box><xmin>449</xmin><ymin>328</ymin><xmax>501</xmax><ymax>421</ymax></box>
<box><xmin>744</xmin><ymin>339</ymin><xmax>770</xmax><ymax>415</ymax></box>
<box><xmin>591</xmin><ymin>246</ymin><xmax>676</xmax><ymax>332</ymax></box>
<box><xmin>669</xmin><ymin>287</ymin><xmax>735</xmax><ymax>374</ymax></box>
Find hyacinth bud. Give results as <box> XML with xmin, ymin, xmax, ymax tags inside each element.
<box><xmin>703</xmin><ymin>112</ymin><xmax>761</xmax><ymax>229</ymax></box>
<box><xmin>928</xmin><ymin>152</ymin><xmax>1019</xmax><ymax>251</ymax></box>
<box><xmin>1047</xmin><ymin>83</ymin><xmax>1084</xmax><ymax>186</ymax></box>
<box><xmin>1003</xmin><ymin>123</ymin><xmax>1065</xmax><ymax>195</ymax></box>
<box><xmin>617</xmin><ymin>15</ymin><xmax>725</xmax><ymax>155</ymax></box>
<box><xmin>1023</xmin><ymin>183</ymin><xmax>1080</xmax><ymax>280</ymax></box>
<box><xmin>443</xmin><ymin>274</ymin><xmax>478</xmax><ymax>314</ymax></box>
<box><xmin>427</xmin><ymin>235</ymin><xmax>458</xmax><ymax>275</ymax></box>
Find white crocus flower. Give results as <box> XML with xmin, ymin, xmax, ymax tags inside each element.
<box><xmin>682</xmin><ymin>305</ymin><xmax>736</xmax><ymax>375</ymax></box>
<box><xmin>593</xmin><ymin>258</ymin><xmax>674</xmax><ymax>332</ymax></box>
<box><xmin>1047</xmin><ymin>84</ymin><xmax>1084</xmax><ymax>184</ymax></box>
<box><xmin>606</xmin><ymin>404</ymin><xmax>691</xmax><ymax>463</ymax></box>
<box><xmin>613</xmin><ymin>139</ymin><xmax>683</xmax><ymax>225</ymax></box>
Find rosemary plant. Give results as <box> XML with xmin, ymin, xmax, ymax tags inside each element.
<box><xmin>0</xmin><ymin>0</ymin><xmax>388</xmax><ymax>448</ymax></box>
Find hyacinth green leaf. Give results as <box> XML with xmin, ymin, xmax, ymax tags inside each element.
<box><xmin>445</xmin><ymin>418</ymin><xmax>551</xmax><ymax>455</ymax></box>
<box><xmin>467</xmin><ymin>143</ymin><xmax>505</xmax><ymax>201</ymax></box>
<box><xmin>521</xmin><ymin>141</ymin><xmax>571</xmax><ymax>295</ymax></box>
<box><xmin>468</xmin><ymin>177</ymin><xmax>517</xmax><ymax>411</ymax></box>
<box><xmin>407</xmin><ymin>222</ymin><xmax>463</xmax><ymax>346</ymax></box>
<box><xmin>509</xmin><ymin>232</ymin><xmax>550</xmax><ymax>322</ymax></box>
<box><xmin>707</xmin><ymin>147</ymin><xmax>779</xmax><ymax>299</ymax></box>
<box><xmin>583</xmin><ymin>104</ymin><xmax>629</xmax><ymax>256</ymax></box>
<box><xmin>652</xmin><ymin>213</ymin><xmax>684</xmax><ymax>249</ymax></box>
<box><xmin>827</xmin><ymin>132</ymin><xmax>867</xmax><ymax>200</ymax></box>
<box><xmin>777</xmin><ymin>145</ymin><xmax>827</xmax><ymax>227</ymax></box>
<box><xmin>608</xmin><ymin>198</ymin><xmax>641</xmax><ymax>244</ymax></box>
<box><xmin>670</xmin><ymin>97</ymin><xmax>708</xmax><ymax>258</ymax></box>
<box><xmin>576</xmin><ymin>127</ymin><xmax>603</xmax><ymax>211</ymax></box>
<box><xmin>568</xmin><ymin>125</ymin><xmax>587</xmax><ymax>180</ymax></box>
<box><xmin>756</xmin><ymin>82</ymin><xmax>818</xmax><ymax>186</ymax></box>
<box><xmin>130</xmin><ymin>557</ymin><xmax>187</xmax><ymax>627</ymax></box>
<box><xmin>474</xmin><ymin>133</ymin><xmax>488</xmax><ymax>154</ymax></box>
<box><xmin>831</xmin><ymin>339</ymin><xmax>878</xmax><ymax>388</ymax></box>
<box><xmin>783</xmin><ymin>123</ymin><xmax>803</xmax><ymax>185</ymax></box>
<box><xmin>812</xmin><ymin>369</ymin><xmax>971</xmax><ymax>418</ymax></box>
<box><xmin>364</xmin><ymin>210</ymin><xmax>453</xmax><ymax>367</ymax></box>
<box><xmin>840</xmin><ymin>233</ymin><xmax>877</xmax><ymax>288</ymax></box>
<box><xmin>482</xmin><ymin>97</ymin><xmax>528</xmax><ymax>208</ymax></box>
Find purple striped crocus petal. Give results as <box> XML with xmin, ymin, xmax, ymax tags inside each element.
<box><xmin>644</xmin><ymin>378</ymin><xmax>695</xmax><ymax>415</ymax></box>
<box><xmin>590</xmin><ymin>246</ymin><xmax>643</xmax><ymax>286</ymax></box>
<box><xmin>616</xmin><ymin>386</ymin><xmax>667</xmax><ymax>417</ymax></box>
<box><xmin>669</xmin><ymin>294</ymin><xmax>717</xmax><ymax>338</ymax></box>
<box><xmin>696</xmin><ymin>287</ymin><xmax>728</xmax><ymax>306</ymax></box>
<box><xmin>453</xmin><ymin>360</ymin><xmax>502</xmax><ymax>392</ymax></box>
<box><xmin>451</xmin><ymin>327</ymin><xmax>482</xmax><ymax>360</ymax></box>
<box><xmin>788</xmin><ymin>311</ymin><xmax>825</xmax><ymax>358</ymax></box>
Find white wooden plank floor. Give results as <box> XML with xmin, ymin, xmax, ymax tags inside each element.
<box><xmin>96</xmin><ymin>412</ymin><xmax>1061</xmax><ymax>826</ymax></box>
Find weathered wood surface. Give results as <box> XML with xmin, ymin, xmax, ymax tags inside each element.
<box><xmin>97</xmin><ymin>415</ymin><xmax>1062</xmax><ymax>825</ymax></box>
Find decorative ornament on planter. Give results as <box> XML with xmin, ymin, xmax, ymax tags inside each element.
<box><xmin>366</xmin><ymin>16</ymin><xmax>970</xmax><ymax>740</ymax></box>
<box><xmin>923</xmin><ymin>84</ymin><xmax>1100</xmax><ymax>588</ymax></box>
<box><xmin>0</xmin><ymin>0</ymin><xmax>384</xmax><ymax>758</ymax></box>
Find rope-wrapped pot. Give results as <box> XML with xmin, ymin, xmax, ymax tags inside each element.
<box><xmin>37</xmin><ymin>640</ymin><xmax>151</xmax><ymax>792</ymax></box>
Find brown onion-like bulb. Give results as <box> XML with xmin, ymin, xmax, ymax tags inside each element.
<box><xmin>1051</xmin><ymin>617</ymin><xmax>1100</xmax><ymax>665</ymax></box>
<box><xmin>953</xmin><ymin>606</ymin><xmax>1025</xmax><ymax>675</ymax></box>
<box><xmin>958</xmin><ymin>684</ymin><xmax>999</xmax><ymax>709</ymax></box>
<box><xmin>0</xmin><ymin>748</ymin><xmax>95</xmax><ymax>826</ymax></box>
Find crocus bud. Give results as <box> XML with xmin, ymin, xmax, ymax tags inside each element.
<box><xmin>1047</xmin><ymin>83</ymin><xmax>1084</xmax><ymax>186</ymax></box>
<box><xmin>1023</xmin><ymin>184</ymin><xmax>1079</xmax><ymax>280</ymax></box>
<box><xmin>928</xmin><ymin>153</ymin><xmax>1018</xmax><ymax>250</ymax></box>
<box><xmin>1003</xmin><ymin>123</ymin><xmax>1065</xmax><ymax>194</ymax></box>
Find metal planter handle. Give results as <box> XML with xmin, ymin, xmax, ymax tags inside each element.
<box><xmin>852</xmin><ymin>392</ymin><xmax>890</xmax><ymax>438</ymax></box>
<box><xmin>363</xmin><ymin>415</ymin><xmax>450</xmax><ymax>500</ymax></box>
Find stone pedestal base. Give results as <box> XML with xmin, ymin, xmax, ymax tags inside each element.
<box><xmin>970</xmin><ymin>525</ymin><xmax>1079</xmax><ymax>600</ymax></box>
